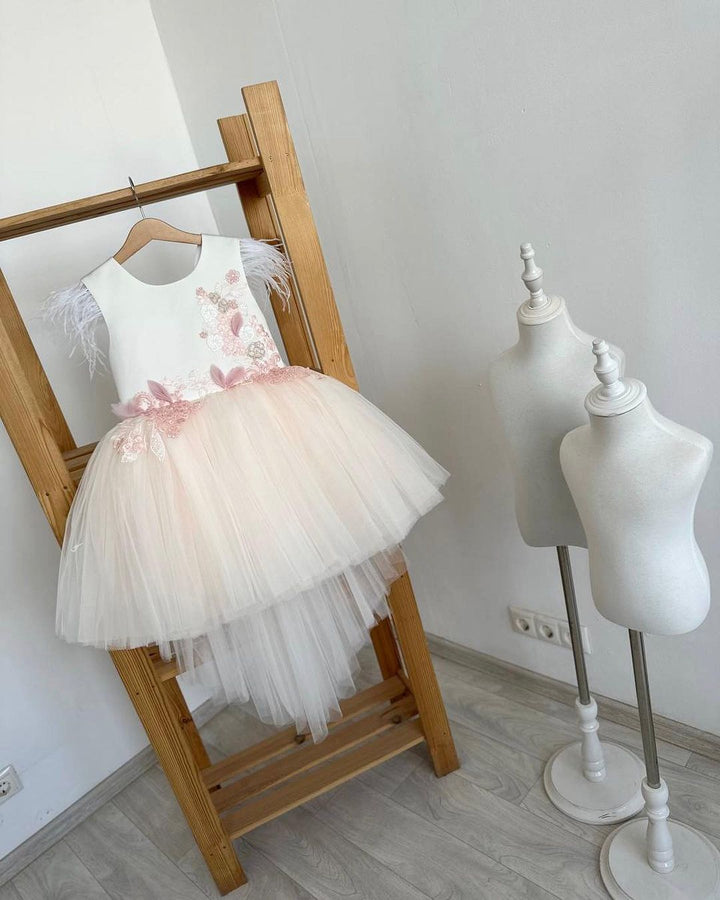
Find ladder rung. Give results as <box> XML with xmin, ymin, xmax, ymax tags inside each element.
<box><xmin>0</xmin><ymin>159</ymin><xmax>264</xmax><ymax>240</ymax></box>
<box><xmin>62</xmin><ymin>442</ymin><xmax>97</xmax><ymax>462</ymax></box>
<box><xmin>143</xmin><ymin>645</ymin><xmax>183</xmax><ymax>681</ymax></box>
<box><xmin>202</xmin><ymin>674</ymin><xmax>407</xmax><ymax>786</ymax></box>
<box><xmin>212</xmin><ymin>694</ymin><xmax>417</xmax><ymax>812</ymax></box>
<box><xmin>62</xmin><ymin>443</ymin><xmax>97</xmax><ymax>484</ymax></box>
<box><xmin>155</xmin><ymin>657</ymin><xmax>182</xmax><ymax>681</ymax></box>
<box><xmin>221</xmin><ymin>718</ymin><xmax>425</xmax><ymax>839</ymax></box>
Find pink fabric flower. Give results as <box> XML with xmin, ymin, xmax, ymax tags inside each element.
<box><xmin>147</xmin><ymin>380</ymin><xmax>174</xmax><ymax>404</ymax></box>
<box><xmin>210</xmin><ymin>365</ymin><xmax>248</xmax><ymax>390</ymax></box>
<box><xmin>230</xmin><ymin>312</ymin><xmax>244</xmax><ymax>336</ymax></box>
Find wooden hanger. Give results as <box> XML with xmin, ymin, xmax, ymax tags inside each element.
<box><xmin>114</xmin><ymin>177</ymin><xmax>201</xmax><ymax>264</ymax></box>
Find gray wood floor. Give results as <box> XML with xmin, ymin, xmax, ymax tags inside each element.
<box><xmin>5</xmin><ymin>648</ymin><xmax>720</xmax><ymax>899</ymax></box>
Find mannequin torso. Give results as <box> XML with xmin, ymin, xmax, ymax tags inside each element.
<box><xmin>560</xmin><ymin>342</ymin><xmax>713</xmax><ymax>635</ymax></box>
<box><xmin>489</xmin><ymin>245</ymin><xmax>623</xmax><ymax>548</ymax></box>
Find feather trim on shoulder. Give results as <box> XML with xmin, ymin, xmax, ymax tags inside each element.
<box><xmin>239</xmin><ymin>238</ymin><xmax>292</xmax><ymax>313</ymax></box>
<box><xmin>43</xmin><ymin>281</ymin><xmax>107</xmax><ymax>377</ymax></box>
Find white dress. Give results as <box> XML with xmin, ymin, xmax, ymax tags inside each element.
<box><xmin>49</xmin><ymin>235</ymin><xmax>448</xmax><ymax>740</ymax></box>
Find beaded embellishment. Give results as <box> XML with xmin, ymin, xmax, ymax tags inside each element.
<box><xmin>196</xmin><ymin>269</ymin><xmax>283</xmax><ymax>372</ymax></box>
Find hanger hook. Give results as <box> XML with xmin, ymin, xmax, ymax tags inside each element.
<box><xmin>128</xmin><ymin>176</ymin><xmax>146</xmax><ymax>219</ymax></box>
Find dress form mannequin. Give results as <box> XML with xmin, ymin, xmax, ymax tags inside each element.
<box><xmin>561</xmin><ymin>341</ymin><xmax>720</xmax><ymax>899</ymax></box>
<box><xmin>489</xmin><ymin>245</ymin><xmax>644</xmax><ymax>824</ymax></box>
<box><xmin>489</xmin><ymin>245</ymin><xmax>598</xmax><ymax>549</ymax></box>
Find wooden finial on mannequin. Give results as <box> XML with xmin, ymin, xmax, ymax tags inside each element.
<box><xmin>517</xmin><ymin>243</ymin><xmax>562</xmax><ymax>324</ymax></box>
<box><xmin>592</xmin><ymin>339</ymin><xmax>625</xmax><ymax>400</ymax></box>
<box><xmin>520</xmin><ymin>242</ymin><xmax>548</xmax><ymax>309</ymax></box>
<box><xmin>585</xmin><ymin>337</ymin><xmax>646</xmax><ymax>417</ymax></box>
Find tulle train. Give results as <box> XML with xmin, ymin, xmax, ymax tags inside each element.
<box><xmin>174</xmin><ymin>547</ymin><xmax>404</xmax><ymax>740</ymax></box>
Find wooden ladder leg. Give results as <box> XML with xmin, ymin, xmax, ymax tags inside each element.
<box><xmin>241</xmin><ymin>82</ymin><xmax>458</xmax><ymax>777</ymax></box>
<box><xmin>110</xmin><ymin>648</ymin><xmax>246</xmax><ymax>895</ymax></box>
<box><xmin>218</xmin><ymin>108</ymin><xmax>406</xmax><ymax>693</ymax></box>
<box><xmin>370</xmin><ymin>617</ymin><xmax>402</xmax><ymax>679</ymax></box>
<box><xmin>217</xmin><ymin>113</ymin><xmax>317</xmax><ymax>372</ymax></box>
<box><xmin>241</xmin><ymin>81</ymin><xmax>358</xmax><ymax>388</ymax></box>
<box><xmin>218</xmin><ymin>107</ymin><xmax>405</xmax><ymax>689</ymax></box>
<box><xmin>387</xmin><ymin>574</ymin><xmax>460</xmax><ymax>777</ymax></box>
<box><xmin>161</xmin><ymin>676</ymin><xmax>214</xmax><ymax>770</ymax></box>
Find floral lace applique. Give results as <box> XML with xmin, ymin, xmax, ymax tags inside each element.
<box><xmin>111</xmin><ymin>365</ymin><xmax>315</xmax><ymax>462</ymax></box>
<box><xmin>251</xmin><ymin>365</ymin><xmax>316</xmax><ymax>385</ymax></box>
<box><xmin>196</xmin><ymin>270</ymin><xmax>283</xmax><ymax>372</ymax></box>
<box><xmin>112</xmin><ymin>422</ymin><xmax>147</xmax><ymax>464</ymax></box>
<box><xmin>112</xmin><ymin>378</ymin><xmax>205</xmax><ymax>463</ymax></box>
<box><xmin>208</xmin><ymin>363</ymin><xmax>317</xmax><ymax>389</ymax></box>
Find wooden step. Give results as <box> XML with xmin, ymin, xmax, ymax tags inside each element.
<box><xmin>202</xmin><ymin>675</ymin><xmax>407</xmax><ymax>787</ymax></box>
<box><xmin>221</xmin><ymin>718</ymin><xmax>425</xmax><ymax>839</ymax></box>
<box><xmin>145</xmin><ymin>645</ymin><xmax>182</xmax><ymax>682</ymax></box>
<box><xmin>62</xmin><ymin>443</ymin><xmax>98</xmax><ymax>485</ymax></box>
<box><xmin>212</xmin><ymin>694</ymin><xmax>417</xmax><ymax>812</ymax></box>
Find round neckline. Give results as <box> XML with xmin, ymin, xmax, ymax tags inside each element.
<box><xmin>108</xmin><ymin>234</ymin><xmax>208</xmax><ymax>288</ymax></box>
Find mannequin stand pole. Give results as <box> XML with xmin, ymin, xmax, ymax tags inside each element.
<box><xmin>599</xmin><ymin>631</ymin><xmax>720</xmax><ymax>899</ymax></box>
<box><xmin>628</xmin><ymin>630</ymin><xmax>661</xmax><ymax>790</ymax></box>
<box><xmin>557</xmin><ymin>545</ymin><xmax>590</xmax><ymax>706</ymax></box>
<box><xmin>543</xmin><ymin>547</ymin><xmax>645</xmax><ymax>824</ymax></box>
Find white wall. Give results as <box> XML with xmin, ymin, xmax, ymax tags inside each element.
<box><xmin>151</xmin><ymin>0</ymin><xmax>720</xmax><ymax>732</ymax></box>
<box><xmin>0</xmin><ymin>0</ymin><xmax>217</xmax><ymax>858</ymax></box>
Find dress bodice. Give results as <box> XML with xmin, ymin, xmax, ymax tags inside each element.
<box><xmin>82</xmin><ymin>235</ymin><xmax>283</xmax><ymax>404</ymax></box>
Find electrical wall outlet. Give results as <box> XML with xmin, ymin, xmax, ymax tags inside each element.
<box><xmin>535</xmin><ymin>614</ymin><xmax>561</xmax><ymax>645</ymax></box>
<box><xmin>509</xmin><ymin>606</ymin><xmax>591</xmax><ymax>653</ymax></box>
<box><xmin>0</xmin><ymin>765</ymin><xmax>22</xmax><ymax>805</ymax></box>
<box><xmin>509</xmin><ymin>607</ymin><xmax>537</xmax><ymax>639</ymax></box>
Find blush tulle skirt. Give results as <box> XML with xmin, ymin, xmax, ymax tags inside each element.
<box><xmin>57</xmin><ymin>369</ymin><xmax>447</xmax><ymax>739</ymax></box>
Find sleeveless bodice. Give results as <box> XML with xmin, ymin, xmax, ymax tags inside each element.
<box><xmin>82</xmin><ymin>235</ymin><xmax>283</xmax><ymax>404</ymax></box>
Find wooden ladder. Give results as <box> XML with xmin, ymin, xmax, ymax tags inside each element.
<box><xmin>0</xmin><ymin>81</ymin><xmax>459</xmax><ymax>894</ymax></box>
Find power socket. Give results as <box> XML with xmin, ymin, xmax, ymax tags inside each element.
<box><xmin>535</xmin><ymin>614</ymin><xmax>561</xmax><ymax>646</ymax></box>
<box><xmin>0</xmin><ymin>765</ymin><xmax>22</xmax><ymax>805</ymax></box>
<box><xmin>509</xmin><ymin>608</ymin><xmax>537</xmax><ymax>639</ymax></box>
<box><xmin>509</xmin><ymin>606</ymin><xmax>591</xmax><ymax>653</ymax></box>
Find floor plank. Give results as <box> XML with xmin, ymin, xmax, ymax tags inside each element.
<box><xmin>441</xmin><ymin>675</ymin><xmax>589</xmax><ymax>762</ymax></box>
<box><xmin>245</xmin><ymin>806</ymin><xmax>432</xmax><ymax>900</ymax></box>
<box><xmin>440</xmin><ymin>669</ymin><xmax>690</xmax><ymax>775</ymax></box>
<box><xmin>520</xmin><ymin>777</ymin><xmax>617</xmax><ymax>848</ymax></box>
<box><xmin>64</xmin><ymin>802</ymin><xmax>208</xmax><ymax>900</ymax></box>
<box><xmin>12</xmin><ymin>841</ymin><xmax>110</xmax><ymax>900</ymax></box>
<box><xmin>177</xmin><ymin>842</ymin><xmax>313</xmax><ymax>899</ymax></box>
<box><xmin>312</xmin><ymin>779</ymin><xmax>557</xmax><ymax>899</ymax></box>
<box><xmin>448</xmin><ymin>719</ymin><xmax>545</xmax><ymax>805</ymax></box>
<box><xmin>113</xmin><ymin>764</ymin><xmax>197</xmax><ymax>863</ymax></box>
<box><xmin>391</xmin><ymin>766</ymin><xmax>608</xmax><ymax>899</ymax></box>
<box><xmin>522</xmin><ymin>751</ymin><xmax>720</xmax><ymax>853</ymax></box>
<box><xmin>433</xmin><ymin>655</ymin><xmax>691</xmax><ymax>765</ymax></box>
<box><xmin>430</xmin><ymin>636</ymin><xmax>720</xmax><ymax>762</ymax></box>
<box><xmin>355</xmin><ymin>741</ymin><xmax>426</xmax><ymax>797</ymax></box>
<box><xmin>687</xmin><ymin>752</ymin><xmax>720</xmax><ymax>782</ymax></box>
<box><xmin>0</xmin><ymin>883</ymin><xmax>25</xmax><ymax>900</ymax></box>
<box><xmin>654</xmin><ymin>757</ymin><xmax>720</xmax><ymax>840</ymax></box>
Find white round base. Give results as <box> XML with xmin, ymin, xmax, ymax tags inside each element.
<box><xmin>543</xmin><ymin>741</ymin><xmax>645</xmax><ymax>824</ymax></box>
<box><xmin>600</xmin><ymin>819</ymin><xmax>720</xmax><ymax>899</ymax></box>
